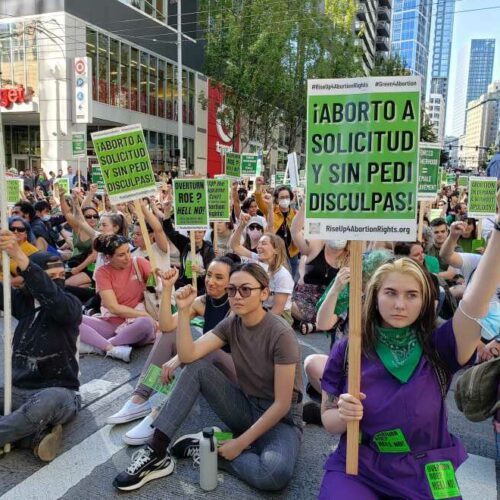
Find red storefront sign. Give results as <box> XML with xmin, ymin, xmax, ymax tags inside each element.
<box><xmin>207</xmin><ymin>82</ymin><xmax>240</xmax><ymax>178</ymax></box>
<box><xmin>0</xmin><ymin>85</ymin><xmax>34</xmax><ymax>109</ymax></box>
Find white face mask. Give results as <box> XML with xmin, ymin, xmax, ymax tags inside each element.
<box><xmin>279</xmin><ymin>199</ymin><xmax>291</xmax><ymax>209</ymax></box>
<box><xmin>326</xmin><ymin>240</ymin><xmax>348</xmax><ymax>250</ymax></box>
<box><xmin>247</xmin><ymin>228</ymin><xmax>263</xmax><ymax>240</ymax></box>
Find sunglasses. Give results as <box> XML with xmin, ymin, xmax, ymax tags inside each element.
<box><xmin>248</xmin><ymin>224</ymin><xmax>262</xmax><ymax>231</ymax></box>
<box><xmin>225</xmin><ymin>285</ymin><xmax>263</xmax><ymax>298</ymax></box>
<box><xmin>10</xmin><ymin>226</ymin><xmax>27</xmax><ymax>233</ymax></box>
<box><xmin>84</xmin><ymin>214</ymin><xmax>100</xmax><ymax>220</ymax></box>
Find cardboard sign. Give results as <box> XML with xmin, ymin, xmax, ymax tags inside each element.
<box><xmin>458</xmin><ymin>175</ymin><xmax>469</xmax><ymax>188</ymax></box>
<box><xmin>429</xmin><ymin>208</ymin><xmax>442</xmax><ymax>221</ymax></box>
<box><xmin>468</xmin><ymin>176</ymin><xmax>497</xmax><ymax>217</ymax></box>
<box><xmin>207</xmin><ymin>178</ymin><xmax>230</xmax><ymax>221</ymax></box>
<box><xmin>446</xmin><ymin>173</ymin><xmax>456</xmax><ymax>186</ymax></box>
<box><xmin>275</xmin><ymin>171</ymin><xmax>286</xmax><ymax>185</ymax></box>
<box><xmin>418</xmin><ymin>143</ymin><xmax>440</xmax><ymax>200</ymax></box>
<box><xmin>54</xmin><ymin>178</ymin><xmax>70</xmax><ymax>196</ymax></box>
<box><xmin>91</xmin><ymin>124</ymin><xmax>157</xmax><ymax>203</ymax></box>
<box><xmin>6</xmin><ymin>178</ymin><xmax>23</xmax><ymax>206</ymax></box>
<box><xmin>241</xmin><ymin>153</ymin><xmax>259</xmax><ymax>176</ymax></box>
<box><xmin>287</xmin><ymin>152</ymin><xmax>300</xmax><ymax>189</ymax></box>
<box><xmin>173</xmin><ymin>178</ymin><xmax>209</xmax><ymax>229</ymax></box>
<box><xmin>305</xmin><ymin>76</ymin><xmax>420</xmax><ymax>241</ymax></box>
<box><xmin>224</xmin><ymin>152</ymin><xmax>242</xmax><ymax>179</ymax></box>
<box><xmin>91</xmin><ymin>164</ymin><xmax>106</xmax><ymax>194</ymax></box>
<box><xmin>72</xmin><ymin>132</ymin><xmax>86</xmax><ymax>159</ymax></box>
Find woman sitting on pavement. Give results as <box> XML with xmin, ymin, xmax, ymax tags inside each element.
<box><xmin>230</xmin><ymin>213</ymin><xmax>294</xmax><ymax>323</ymax></box>
<box><xmin>78</xmin><ymin>234</ymin><xmax>157</xmax><ymax>362</ymax></box>
<box><xmin>318</xmin><ymin>189</ymin><xmax>500</xmax><ymax>499</ymax></box>
<box><xmin>113</xmin><ymin>262</ymin><xmax>303</xmax><ymax>493</ymax></box>
<box><xmin>107</xmin><ymin>257</ymin><xmax>239</xmax><ymax>446</ymax></box>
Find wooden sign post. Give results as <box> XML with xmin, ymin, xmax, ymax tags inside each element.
<box><xmin>133</xmin><ymin>199</ymin><xmax>157</xmax><ymax>270</ymax></box>
<box><xmin>190</xmin><ymin>230</ymin><xmax>197</xmax><ymax>289</ymax></box>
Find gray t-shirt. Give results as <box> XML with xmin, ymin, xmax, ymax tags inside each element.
<box><xmin>212</xmin><ymin>311</ymin><xmax>303</xmax><ymax>402</ymax></box>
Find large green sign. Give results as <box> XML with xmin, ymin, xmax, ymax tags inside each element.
<box><xmin>91</xmin><ymin>124</ymin><xmax>157</xmax><ymax>203</ymax></box>
<box><xmin>458</xmin><ymin>175</ymin><xmax>469</xmax><ymax>188</ymax></box>
<box><xmin>446</xmin><ymin>173</ymin><xmax>456</xmax><ymax>186</ymax></box>
<box><xmin>173</xmin><ymin>178</ymin><xmax>209</xmax><ymax>229</ymax></box>
<box><xmin>6</xmin><ymin>178</ymin><xmax>23</xmax><ymax>205</ymax></box>
<box><xmin>418</xmin><ymin>142</ymin><xmax>440</xmax><ymax>200</ymax></box>
<box><xmin>224</xmin><ymin>152</ymin><xmax>242</xmax><ymax>179</ymax></box>
<box><xmin>275</xmin><ymin>171</ymin><xmax>286</xmax><ymax>185</ymax></box>
<box><xmin>305</xmin><ymin>76</ymin><xmax>420</xmax><ymax>241</ymax></box>
<box><xmin>207</xmin><ymin>178</ymin><xmax>230</xmax><ymax>221</ymax></box>
<box><xmin>468</xmin><ymin>176</ymin><xmax>497</xmax><ymax>217</ymax></box>
<box><xmin>241</xmin><ymin>154</ymin><xmax>258</xmax><ymax>176</ymax></box>
<box><xmin>91</xmin><ymin>165</ymin><xmax>106</xmax><ymax>193</ymax></box>
<box><xmin>72</xmin><ymin>132</ymin><xmax>86</xmax><ymax>158</ymax></box>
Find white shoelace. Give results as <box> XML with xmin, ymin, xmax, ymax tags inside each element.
<box><xmin>127</xmin><ymin>448</ymin><xmax>153</xmax><ymax>474</ymax></box>
<box><xmin>185</xmin><ymin>445</ymin><xmax>200</xmax><ymax>467</ymax></box>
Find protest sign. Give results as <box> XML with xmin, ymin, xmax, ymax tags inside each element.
<box><xmin>224</xmin><ymin>152</ymin><xmax>242</xmax><ymax>179</ymax></box>
<box><xmin>54</xmin><ymin>178</ymin><xmax>70</xmax><ymax>196</ymax></box>
<box><xmin>287</xmin><ymin>152</ymin><xmax>300</xmax><ymax>189</ymax></box>
<box><xmin>440</xmin><ymin>168</ymin><xmax>446</xmax><ymax>185</ymax></box>
<box><xmin>305</xmin><ymin>76</ymin><xmax>420</xmax><ymax>241</ymax></box>
<box><xmin>418</xmin><ymin>143</ymin><xmax>440</xmax><ymax>201</ymax></box>
<box><xmin>91</xmin><ymin>124</ymin><xmax>157</xmax><ymax>203</ymax></box>
<box><xmin>6</xmin><ymin>179</ymin><xmax>23</xmax><ymax>206</ymax></box>
<box><xmin>72</xmin><ymin>132</ymin><xmax>86</xmax><ymax>159</ymax></box>
<box><xmin>429</xmin><ymin>208</ymin><xmax>442</xmax><ymax>221</ymax></box>
<box><xmin>446</xmin><ymin>173</ymin><xmax>456</xmax><ymax>186</ymax></box>
<box><xmin>241</xmin><ymin>153</ymin><xmax>258</xmax><ymax>176</ymax></box>
<box><xmin>468</xmin><ymin>176</ymin><xmax>497</xmax><ymax>217</ymax></box>
<box><xmin>275</xmin><ymin>171</ymin><xmax>286</xmax><ymax>185</ymax></box>
<box><xmin>458</xmin><ymin>175</ymin><xmax>469</xmax><ymax>188</ymax></box>
<box><xmin>207</xmin><ymin>178</ymin><xmax>230</xmax><ymax>222</ymax></box>
<box><xmin>173</xmin><ymin>178</ymin><xmax>209</xmax><ymax>229</ymax></box>
<box><xmin>91</xmin><ymin>165</ymin><xmax>106</xmax><ymax>194</ymax></box>
<box><xmin>142</xmin><ymin>364</ymin><xmax>177</xmax><ymax>396</ymax></box>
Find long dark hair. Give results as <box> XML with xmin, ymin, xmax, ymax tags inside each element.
<box><xmin>93</xmin><ymin>234</ymin><xmax>129</xmax><ymax>256</ymax></box>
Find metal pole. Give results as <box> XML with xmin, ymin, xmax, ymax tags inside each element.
<box><xmin>0</xmin><ymin>88</ymin><xmax>13</xmax><ymax>453</ymax></box>
<box><xmin>177</xmin><ymin>0</ymin><xmax>184</xmax><ymax>176</ymax></box>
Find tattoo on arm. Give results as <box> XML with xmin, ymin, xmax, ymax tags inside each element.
<box><xmin>323</xmin><ymin>393</ymin><xmax>339</xmax><ymax>411</ymax></box>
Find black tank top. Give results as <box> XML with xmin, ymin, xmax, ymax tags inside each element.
<box><xmin>203</xmin><ymin>294</ymin><xmax>231</xmax><ymax>353</ymax></box>
<box><xmin>303</xmin><ymin>247</ymin><xmax>338</xmax><ymax>286</ymax></box>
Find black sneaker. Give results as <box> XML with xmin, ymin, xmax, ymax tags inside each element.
<box><xmin>170</xmin><ymin>426</ymin><xmax>221</xmax><ymax>465</ymax></box>
<box><xmin>303</xmin><ymin>400</ymin><xmax>322</xmax><ymax>425</ymax></box>
<box><xmin>113</xmin><ymin>445</ymin><xmax>175</xmax><ymax>491</ymax></box>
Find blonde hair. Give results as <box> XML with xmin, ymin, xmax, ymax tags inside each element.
<box><xmin>261</xmin><ymin>233</ymin><xmax>290</xmax><ymax>274</ymax></box>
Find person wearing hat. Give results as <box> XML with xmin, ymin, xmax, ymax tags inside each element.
<box><xmin>0</xmin><ymin>231</ymin><xmax>82</xmax><ymax>461</ymax></box>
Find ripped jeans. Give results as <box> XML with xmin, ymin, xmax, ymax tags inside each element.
<box><xmin>0</xmin><ymin>385</ymin><xmax>81</xmax><ymax>449</ymax></box>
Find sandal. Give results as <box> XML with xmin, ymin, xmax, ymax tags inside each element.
<box><xmin>299</xmin><ymin>321</ymin><xmax>317</xmax><ymax>335</ymax></box>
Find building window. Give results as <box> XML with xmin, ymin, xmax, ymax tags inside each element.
<box><xmin>130</xmin><ymin>47</ymin><xmax>139</xmax><ymax>111</ymax></box>
<box><xmin>110</xmin><ymin>38</ymin><xmax>120</xmax><ymax>106</ymax></box>
<box><xmin>140</xmin><ymin>51</ymin><xmax>149</xmax><ymax>114</ymax></box>
<box><xmin>86</xmin><ymin>28</ymin><xmax>98</xmax><ymax>101</ymax></box>
<box><xmin>98</xmin><ymin>33</ymin><xmax>109</xmax><ymax>104</ymax></box>
<box><xmin>149</xmin><ymin>55</ymin><xmax>158</xmax><ymax>116</ymax></box>
<box><xmin>158</xmin><ymin>60</ymin><xmax>166</xmax><ymax>118</ymax></box>
<box><xmin>120</xmin><ymin>43</ymin><xmax>130</xmax><ymax>108</ymax></box>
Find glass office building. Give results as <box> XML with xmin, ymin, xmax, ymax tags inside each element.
<box><xmin>391</xmin><ymin>0</ymin><xmax>432</xmax><ymax>96</ymax></box>
<box><xmin>466</xmin><ymin>39</ymin><xmax>496</xmax><ymax>105</ymax></box>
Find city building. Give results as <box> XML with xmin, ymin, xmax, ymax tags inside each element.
<box><xmin>463</xmin><ymin>81</ymin><xmax>500</xmax><ymax>169</ymax></box>
<box><xmin>451</xmin><ymin>39</ymin><xmax>496</xmax><ymax>137</ymax></box>
<box><xmin>429</xmin><ymin>0</ymin><xmax>455</xmax><ymax>123</ymax></box>
<box><xmin>354</xmin><ymin>0</ymin><xmax>392</xmax><ymax>74</ymax></box>
<box><xmin>390</xmin><ymin>0</ymin><xmax>432</xmax><ymax>96</ymax></box>
<box><xmin>444</xmin><ymin>135</ymin><xmax>458</xmax><ymax>168</ymax></box>
<box><xmin>425</xmin><ymin>93</ymin><xmax>445</xmax><ymax>143</ymax></box>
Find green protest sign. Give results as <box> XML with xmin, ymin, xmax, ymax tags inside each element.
<box><xmin>440</xmin><ymin>168</ymin><xmax>446</xmax><ymax>185</ymax></box>
<box><xmin>446</xmin><ymin>173</ymin><xmax>456</xmax><ymax>186</ymax></box>
<box><xmin>458</xmin><ymin>175</ymin><xmax>469</xmax><ymax>188</ymax></box>
<box><xmin>418</xmin><ymin>143</ymin><xmax>440</xmax><ymax>200</ymax></box>
<box><xmin>72</xmin><ymin>132</ymin><xmax>86</xmax><ymax>158</ymax></box>
<box><xmin>241</xmin><ymin>153</ymin><xmax>258</xmax><ymax>176</ymax></box>
<box><xmin>142</xmin><ymin>364</ymin><xmax>177</xmax><ymax>396</ymax></box>
<box><xmin>91</xmin><ymin>124</ymin><xmax>157</xmax><ymax>203</ymax></box>
<box><xmin>224</xmin><ymin>152</ymin><xmax>242</xmax><ymax>179</ymax></box>
<box><xmin>429</xmin><ymin>208</ymin><xmax>442</xmax><ymax>221</ymax></box>
<box><xmin>305</xmin><ymin>76</ymin><xmax>420</xmax><ymax>241</ymax></box>
<box><xmin>173</xmin><ymin>178</ymin><xmax>209</xmax><ymax>229</ymax></box>
<box><xmin>54</xmin><ymin>178</ymin><xmax>70</xmax><ymax>196</ymax></box>
<box><xmin>207</xmin><ymin>178</ymin><xmax>230</xmax><ymax>222</ymax></box>
<box><xmin>468</xmin><ymin>176</ymin><xmax>497</xmax><ymax>217</ymax></box>
<box><xmin>6</xmin><ymin>178</ymin><xmax>23</xmax><ymax>205</ymax></box>
<box><xmin>275</xmin><ymin>171</ymin><xmax>286</xmax><ymax>185</ymax></box>
<box><xmin>91</xmin><ymin>165</ymin><xmax>106</xmax><ymax>193</ymax></box>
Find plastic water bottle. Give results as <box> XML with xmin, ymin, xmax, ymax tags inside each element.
<box><xmin>199</xmin><ymin>427</ymin><xmax>218</xmax><ymax>491</ymax></box>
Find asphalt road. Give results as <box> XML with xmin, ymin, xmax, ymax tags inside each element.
<box><xmin>0</xmin><ymin>320</ymin><xmax>498</xmax><ymax>500</ymax></box>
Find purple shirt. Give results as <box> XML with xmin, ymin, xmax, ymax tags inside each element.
<box><xmin>321</xmin><ymin>320</ymin><xmax>471</xmax><ymax>499</ymax></box>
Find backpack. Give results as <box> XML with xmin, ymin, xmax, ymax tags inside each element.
<box><xmin>454</xmin><ymin>357</ymin><xmax>500</xmax><ymax>422</ymax></box>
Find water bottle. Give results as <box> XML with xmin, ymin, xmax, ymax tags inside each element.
<box><xmin>199</xmin><ymin>427</ymin><xmax>218</xmax><ymax>491</ymax></box>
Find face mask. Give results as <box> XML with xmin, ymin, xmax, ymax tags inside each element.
<box><xmin>247</xmin><ymin>228</ymin><xmax>262</xmax><ymax>240</ymax></box>
<box><xmin>326</xmin><ymin>240</ymin><xmax>348</xmax><ymax>250</ymax></box>
<box><xmin>42</xmin><ymin>215</ymin><xmax>51</xmax><ymax>222</ymax></box>
<box><xmin>279</xmin><ymin>199</ymin><xmax>290</xmax><ymax>209</ymax></box>
<box><xmin>52</xmin><ymin>278</ymin><xmax>65</xmax><ymax>289</ymax></box>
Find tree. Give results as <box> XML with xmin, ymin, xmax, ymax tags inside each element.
<box><xmin>371</xmin><ymin>54</ymin><xmax>410</xmax><ymax>77</ymax></box>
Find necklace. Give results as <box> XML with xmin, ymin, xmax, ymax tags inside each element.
<box><xmin>208</xmin><ymin>295</ymin><xmax>229</xmax><ymax>308</ymax></box>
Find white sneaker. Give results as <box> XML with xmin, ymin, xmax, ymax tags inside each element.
<box><xmin>107</xmin><ymin>400</ymin><xmax>153</xmax><ymax>425</ymax></box>
<box><xmin>123</xmin><ymin>414</ymin><xmax>156</xmax><ymax>446</ymax></box>
<box><xmin>79</xmin><ymin>342</ymin><xmax>104</xmax><ymax>356</ymax></box>
<box><xmin>107</xmin><ymin>345</ymin><xmax>132</xmax><ymax>363</ymax></box>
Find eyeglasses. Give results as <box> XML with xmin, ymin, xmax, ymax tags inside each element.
<box><xmin>84</xmin><ymin>214</ymin><xmax>100</xmax><ymax>220</ymax></box>
<box><xmin>225</xmin><ymin>285</ymin><xmax>263</xmax><ymax>298</ymax></box>
<box><xmin>10</xmin><ymin>226</ymin><xmax>26</xmax><ymax>233</ymax></box>
<box><xmin>248</xmin><ymin>224</ymin><xmax>262</xmax><ymax>231</ymax></box>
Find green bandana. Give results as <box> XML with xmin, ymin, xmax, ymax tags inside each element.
<box><xmin>375</xmin><ymin>326</ymin><xmax>423</xmax><ymax>383</ymax></box>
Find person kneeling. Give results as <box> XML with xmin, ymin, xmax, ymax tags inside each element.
<box><xmin>113</xmin><ymin>262</ymin><xmax>303</xmax><ymax>492</ymax></box>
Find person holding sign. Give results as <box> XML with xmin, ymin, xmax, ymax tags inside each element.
<box><xmin>113</xmin><ymin>263</ymin><xmax>302</xmax><ymax>493</ymax></box>
<box><xmin>319</xmin><ymin>190</ymin><xmax>500</xmax><ymax>499</ymax></box>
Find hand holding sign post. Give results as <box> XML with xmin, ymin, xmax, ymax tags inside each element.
<box><xmin>306</xmin><ymin>76</ymin><xmax>420</xmax><ymax>475</ymax></box>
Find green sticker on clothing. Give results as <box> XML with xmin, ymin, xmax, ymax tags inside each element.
<box><xmin>214</xmin><ymin>432</ymin><xmax>233</xmax><ymax>444</ymax></box>
<box><xmin>142</xmin><ymin>364</ymin><xmax>177</xmax><ymax>396</ymax></box>
<box><xmin>373</xmin><ymin>428</ymin><xmax>410</xmax><ymax>453</ymax></box>
<box><xmin>425</xmin><ymin>461</ymin><xmax>461</xmax><ymax>499</ymax></box>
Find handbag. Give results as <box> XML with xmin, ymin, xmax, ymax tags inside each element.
<box><xmin>132</xmin><ymin>257</ymin><xmax>160</xmax><ymax>321</ymax></box>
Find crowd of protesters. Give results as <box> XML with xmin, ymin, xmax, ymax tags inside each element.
<box><xmin>0</xmin><ymin>163</ymin><xmax>499</xmax><ymax>498</ymax></box>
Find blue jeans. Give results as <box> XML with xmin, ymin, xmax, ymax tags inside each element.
<box><xmin>0</xmin><ymin>385</ymin><xmax>81</xmax><ymax>448</ymax></box>
<box><xmin>288</xmin><ymin>254</ymin><xmax>299</xmax><ymax>281</ymax></box>
<box><xmin>154</xmin><ymin>358</ymin><xmax>303</xmax><ymax>491</ymax></box>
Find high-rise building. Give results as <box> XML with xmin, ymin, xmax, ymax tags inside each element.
<box><xmin>430</xmin><ymin>0</ymin><xmax>455</xmax><ymax>123</ymax></box>
<box><xmin>451</xmin><ymin>39</ymin><xmax>496</xmax><ymax>137</ymax></box>
<box><xmin>354</xmin><ymin>0</ymin><xmax>392</xmax><ymax>74</ymax></box>
<box><xmin>390</xmin><ymin>0</ymin><xmax>432</xmax><ymax>95</ymax></box>
<box><xmin>425</xmin><ymin>94</ymin><xmax>445</xmax><ymax>143</ymax></box>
